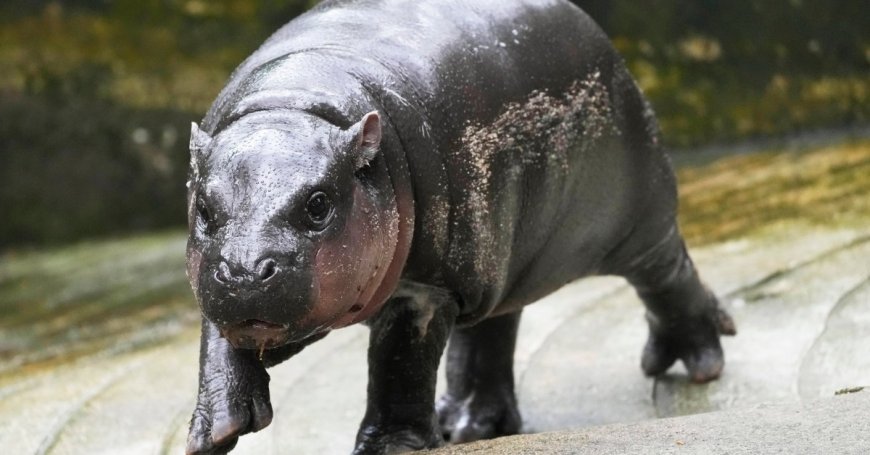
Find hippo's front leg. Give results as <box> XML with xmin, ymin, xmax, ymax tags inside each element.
<box><xmin>186</xmin><ymin>318</ymin><xmax>273</xmax><ymax>455</ymax></box>
<box><xmin>354</xmin><ymin>285</ymin><xmax>459</xmax><ymax>454</ymax></box>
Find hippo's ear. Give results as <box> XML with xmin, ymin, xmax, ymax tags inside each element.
<box><xmin>189</xmin><ymin>122</ymin><xmax>211</xmax><ymax>155</ymax></box>
<box><xmin>188</xmin><ymin>122</ymin><xmax>211</xmax><ymax>185</ymax></box>
<box><xmin>347</xmin><ymin>111</ymin><xmax>381</xmax><ymax>170</ymax></box>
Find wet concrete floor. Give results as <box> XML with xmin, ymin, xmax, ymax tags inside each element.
<box><xmin>1</xmin><ymin>224</ymin><xmax>868</xmax><ymax>454</ymax></box>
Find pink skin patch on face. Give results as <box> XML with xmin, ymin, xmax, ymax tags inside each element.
<box><xmin>308</xmin><ymin>184</ymin><xmax>399</xmax><ymax>330</ymax></box>
<box><xmin>342</xmin><ymin>165</ymin><xmax>416</xmax><ymax>327</ymax></box>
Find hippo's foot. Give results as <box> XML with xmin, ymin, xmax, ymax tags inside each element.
<box><xmin>352</xmin><ymin>421</ymin><xmax>443</xmax><ymax>455</ymax></box>
<box><xmin>186</xmin><ymin>358</ymin><xmax>273</xmax><ymax>454</ymax></box>
<box><xmin>641</xmin><ymin>307</ymin><xmax>737</xmax><ymax>383</ymax></box>
<box><xmin>436</xmin><ymin>386</ymin><xmax>522</xmax><ymax>443</ymax></box>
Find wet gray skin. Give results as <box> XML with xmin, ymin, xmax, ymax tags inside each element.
<box><xmin>184</xmin><ymin>1</ymin><xmax>735</xmax><ymax>454</ymax></box>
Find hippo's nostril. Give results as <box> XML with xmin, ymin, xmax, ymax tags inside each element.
<box><xmin>256</xmin><ymin>258</ymin><xmax>278</xmax><ymax>281</ymax></box>
<box><xmin>214</xmin><ymin>261</ymin><xmax>232</xmax><ymax>285</ymax></box>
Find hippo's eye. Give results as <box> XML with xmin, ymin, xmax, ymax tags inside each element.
<box><xmin>196</xmin><ymin>197</ymin><xmax>215</xmax><ymax>233</ymax></box>
<box><xmin>305</xmin><ymin>191</ymin><xmax>333</xmax><ymax>228</ymax></box>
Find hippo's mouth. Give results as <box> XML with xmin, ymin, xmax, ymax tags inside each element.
<box><xmin>219</xmin><ymin>319</ymin><xmax>293</xmax><ymax>351</ymax></box>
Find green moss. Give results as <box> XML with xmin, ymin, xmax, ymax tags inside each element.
<box><xmin>677</xmin><ymin>139</ymin><xmax>870</xmax><ymax>246</ymax></box>
<box><xmin>0</xmin><ymin>230</ymin><xmax>196</xmax><ymax>372</ymax></box>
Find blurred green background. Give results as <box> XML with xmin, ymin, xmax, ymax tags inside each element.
<box><xmin>0</xmin><ymin>0</ymin><xmax>867</xmax><ymax>249</ymax></box>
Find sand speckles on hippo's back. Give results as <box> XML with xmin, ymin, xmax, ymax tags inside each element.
<box><xmin>450</xmin><ymin>72</ymin><xmax>618</xmax><ymax>284</ymax></box>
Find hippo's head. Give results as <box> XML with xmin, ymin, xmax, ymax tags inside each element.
<box><xmin>185</xmin><ymin>110</ymin><xmax>400</xmax><ymax>350</ymax></box>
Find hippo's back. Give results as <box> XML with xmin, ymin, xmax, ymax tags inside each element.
<box><xmin>204</xmin><ymin>0</ymin><xmax>612</xmax><ymax>133</ymax></box>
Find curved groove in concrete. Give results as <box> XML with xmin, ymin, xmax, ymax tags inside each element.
<box><xmin>158</xmin><ymin>405</ymin><xmax>193</xmax><ymax>455</ymax></box>
<box><xmin>516</xmin><ymin>285</ymin><xmax>630</xmax><ymax>388</ymax></box>
<box><xmin>0</xmin><ymin>375</ymin><xmax>40</xmax><ymax>402</ymax></box>
<box><xmin>724</xmin><ymin>234</ymin><xmax>870</xmax><ymax>299</ymax></box>
<box><xmin>797</xmin><ymin>275</ymin><xmax>870</xmax><ymax>400</ymax></box>
<box><xmin>269</xmin><ymin>330</ymin><xmax>368</xmax><ymax>412</ymax></box>
<box><xmin>35</xmin><ymin>360</ymin><xmax>147</xmax><ymax>455</ymax></box>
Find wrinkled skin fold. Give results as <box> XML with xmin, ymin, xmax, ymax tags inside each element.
<box><xmin>184</xmin><ymin>1</ymin><xmax>736</xmax><ymax>453</ymax></box>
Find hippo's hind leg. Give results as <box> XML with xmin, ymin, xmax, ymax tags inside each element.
<box><xmin>617</xmin><ymin>225</ymin><xmax>736</xmax><ymax>383</ymax></box>
<box><xmin>436</xmin><ymin>311</ymin><xmax>523</xmax><ymax>443</ymax></box>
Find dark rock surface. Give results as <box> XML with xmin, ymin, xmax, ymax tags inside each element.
<box><xmin>430</xmin><ymin>390</ymin><xmax>870</xmax><ymax>454</ymax></box>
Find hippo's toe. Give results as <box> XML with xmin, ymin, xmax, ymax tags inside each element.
<box><xmin>436</xmin><ymin>387</ymin><xmax>522</xmax><ymax>443</ymax></box>
<box><xmin>641</xmin><ymin>307</ymin><xmax>735</xmax><ymax>384</ymax></box>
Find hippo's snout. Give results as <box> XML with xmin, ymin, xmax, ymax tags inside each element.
<box><xmin>220</xmin><ymin>319</ymin><xmax>291</xmax><ymax>350</ymax></box>
<box><xmin>194</xmin><ymin>243</ymin><xmax>323</xmax><ymax>344</ymax></box>
<box><xmin>214</xmin><ymin>257</ymin><xmax>281</xmax><ymax>287</ymax></box>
